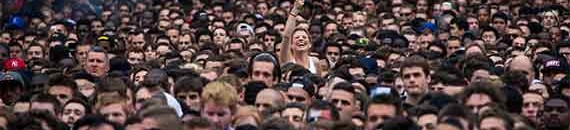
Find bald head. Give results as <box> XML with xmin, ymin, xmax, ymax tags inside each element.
<box><xmin>255</xmin><ymin>88</ymin><xmax>286</xmax><ymax>113</ymax></box>
<box><xmin>508</xmin><ymin>55</ymin><xmax>534</xmax><ymax>85</ymax></box>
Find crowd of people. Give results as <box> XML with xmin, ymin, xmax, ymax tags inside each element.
<box><xmin>0</xmin><ymin>0</ymin><xmax>570</xmax><ymax>130</ymax></box>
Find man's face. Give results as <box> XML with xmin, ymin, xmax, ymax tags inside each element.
<box><xmin>479</xmin><ymin>117</ymin><xmax>507</xmax><ymax>130</ymax></box>
<box><xmin>366</xmin><ymin>104</ymin><xmax>396</xmax><ymax>130</ymax></box>
<box><xmin>127</xmin><ymin>52</ymin><xmax>144</xmax><ymax>65</ymax></box>
<box><xmin>99</xmin><ymin>103</ymin><xmax>128</xmax><ymax>125</ymax></box>
<box><xmin>76</xmin><ymin>45</ymin><xmax>91</xmax><ymax>65</ymax></box>
<box><xmin>205</xmin><ymin>61</ymin><xmax>223</xmax><ymax>71</ymax></box>
<box><xmin>86</xmin><ymin>52</ymin><xmax>108</xmax><ymax>77</ymax></box>
<box><xmin>509</xmin><ymin>57</ymin><xmax>534</xmax><ymax>85</ymax></box>
<box><xmin>0</xmin><ymin>33</ymin><xmax>11</xmax><ymax>43</ymax></box>
<box><xmin>402</xmin><ymin>67</ymin><xmax>430</xmax><ymax>96</ymax></box>
<box><xmin>61</xmin><ymin>103</ymin><xmax>86</xmax><ymax>126</ymax></box>
<box><xmin>522</xmin><ymin>93</ymin><xmax>544</xmax><ymax>120</ymax></box>
<box><xmin>178</xmin><ymin>35</ymin><xmax>192</xmax><ymax>50</ymax></box>
<box><xmin>325</xmin><ymin>46</ymin><xmax>341</xmax><ymax>64</ymax></box>
<box><xmin>465</xmin><ymin>93</ymin><xmax>492</xmax><ymax>114</ymax></box>
<box><xmin>251</xmin><ymin>61</ymin><xmax>275</xmax><ymax>86</ymax></box>
<box><xmin>9</xmin><ymin>46</ymin><xmax>23</xmax><ymax>58</ymax></box>
<box><xmin>201</xmin><ymin>101</ymin><xmax>232</xmax><ymax>129</ymax></box>
<box><xmin>222</xmin><ymin>12</ymin><xmax>234</xmax><ymax>23</ymax></box>
<box><xmin>542</xmin><ymin>98</ymin><xmax>570</xmax><ymax>129</ymax></box>
<box><xmin>512</xmin><ymin>37</ymin><xmax>526</xmax><ymax>48</ymax></box>
<box><xmin>328</xmin><ymin>90</ymin><xmax>356</xmax><ymax>120</ymax></box>
<box><xmin>467</xmin><ymin>17</ymin><xmax>479</xmax><ymax>30</ymax></box>
<box><xmin>492</xmin><ymin>18</ymin><xmax>507</xmax><ymax>32</ymax></box>
<box><xmin>446</xmin><ymin>40</ymin><xmax>461</xmax><ymax>56</ymax></box>
<box><xmin>282</xmin><ymin>108</ymin><xmax>305</xmax><ymax>129</ymax></box>
<box><xmin>27</xmin><ymin>46</ymin><xmax>44</xmax><ymax>60</ymax></box>
<box><xmin>450</xmin><ymin>24</ymin><xmax>464</xmax><ymax>37</ymax></box>
<box><xmin>324</xmin><ymin>23</ymin><xmax>338</xmax><ymax>38</ymax></box>
<box><xmin>418</xmin><ymin>34</ymin><xmax>434</xmax><ymax>50</ymax></box>
<box><xmin>263</xmin><ymin>35</ymin><xmax>276</xmax><ymax>49</ymax></box>
<box><xmin>48</xmin><ymin>86</ymin><xmax>73</xmax><ymax>104</ymax></box>
<box><xmin>90</xmin><ymin>22</ymin><xmax>104</xmax><ymax>34</ymax></box>
<box><xmin>130</xmin><ymin>34</ymin><xmax>146</xmax><ymax>50</ymax></box>
<box><xmin>417</xmin><ymin>114</ymin><xmax>438</xmax><ymax>130</ymax></box>
<box><xmin>353</xmin><ymin>15</ymin><xmax>366</xmax><ymax>27</ymax></box>
<box><xmin>167</xmin><ymin>29</ymin><xmax>180</xmax><ymax>44</ymax></box>
<box><xmin>399</xmin><ymin>7</ymin><xmax>414</xmax><ymax>21</ymax></box>
<box><xmin>286</xmin><ymin>87</ymin><xmax>311</xmax><ymax>105</ymax></box>
<box><xmin>482</xmin><ymin>31</ymin><xmax>497</xmax><ymax>45</ymax></box>
<box><xmin>176</xmin><ymin>91</ymin><xmax>201</xmax><ymax>111</ymax></box>
<box><xmin>255</xmin><ymin>89</ymin><xmax>282</xmax><ymax>112</ymax></box>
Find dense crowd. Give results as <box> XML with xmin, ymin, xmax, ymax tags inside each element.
<box><xmin>0</xmin><ymin>0</ymin><xmax>569</xmax><ymax>130</ymax></box>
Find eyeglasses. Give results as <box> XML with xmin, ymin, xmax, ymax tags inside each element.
<box><xmin>287</xmin><ymin>95</ymin><xmax>307</xmax><ymax>102</ymax></box>
<box><xmin>401</xmin><ymin>12</ymin><xmax>413</xmax><ymax>17</ymax></box>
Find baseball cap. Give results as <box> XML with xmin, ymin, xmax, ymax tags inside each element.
<box><xmin>289</xmin><ymin>78</ymin><xmax>315</xmax><ymax>97</ymax></box>
<box><xmin>3</xmin><ymin>58</ymin><xmax>26</xmax><ymax>71</ymax></box>
<box><xmin>0</xmin><ymin>71</ymin><xmax>26</xmax><ymax>87</ymax></box>
<box><xmin>541</xmin><ymin>58</ymin><xmax>568</xmax><ymax>74</ymax></box>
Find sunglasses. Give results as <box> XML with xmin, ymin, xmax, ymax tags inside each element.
<box><xmin>287</xmin><ymin>95</ymin><xmax>307</xmax><ymax>102</ymax></box>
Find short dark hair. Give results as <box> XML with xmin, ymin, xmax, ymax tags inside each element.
<box><xmin>400</xmin><ymin>55</ymin><xmax>430</xmax><ymax>76</ymax></box>
<box><xmin>248</xmin><ymin>52</ymin><xmax>281</xmax><ymax>82</ymax></box>
<box><xmin>332</xmin><ymin>82</ymin><xmax>356</xmax><ymax>95</ymax></box>
<box><xmin>479</xmin><ymin>108</ymin><xmax>514</xmax><ymax>130</ymax></box>
<box><xmin>461</xmin><ymin>81</ymin><xmax>506</xmax><ymax>106</ymax></box>
<box><xmin>48</xmin><ymin>74</ymin><xmax>77</xmax><ymax>93</ymax></box>
<box><xmin>174</xmin><ymin>76</ymin><xmax>206</xmax><ymax>94</ymax></box>
<box><xmin>62</xmin><ymin>98</ymin><xmax>92</xmax><ymax>115</ymax></box>
<box><xmin>366</xmin><ymin>94</ymin><xmax>403</xmax><ymax>115</ymax></box>
<box><xmin>450</xmin><ymin>17</ymin><xmax>469</xmax><ymax>31</ymax></box>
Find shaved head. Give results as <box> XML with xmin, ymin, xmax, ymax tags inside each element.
<box><xmin>508</xmin><ymin>55</ymin><xmax>534</xmax><ymax>85</ymax></box>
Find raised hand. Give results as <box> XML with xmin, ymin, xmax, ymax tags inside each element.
<box><xmin>292</xmin><ymin>0</ymin><xmax>304</xmax><ymax>14</ymax></box>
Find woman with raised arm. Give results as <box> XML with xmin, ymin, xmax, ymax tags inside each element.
<box><xmin>279</xmin><ymin>0</ymin><xmax>321</xmax><ymax>74</ymax></box>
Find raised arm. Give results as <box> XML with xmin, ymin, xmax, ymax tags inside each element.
<box><xmin>279</xmin><ymin>0</ymin><xmax>303</xmax><ymax>64</ymax></box>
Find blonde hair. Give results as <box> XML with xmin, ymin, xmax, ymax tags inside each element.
<box><xmin>201</xmin><ymin>81</ymin><xmax>239</xmax><ymax>111</ymax></box>
<box><xmin>232</xmin><ymin>106</ymin><xmax>262</xmax><ymax>127</ymax></box>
